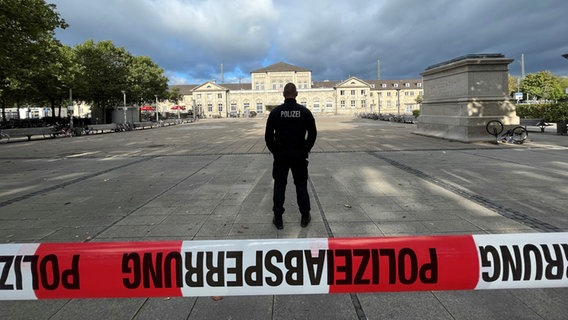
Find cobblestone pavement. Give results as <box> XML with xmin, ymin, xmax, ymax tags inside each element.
<box><xmin>1</xmin><ymin>116</ymin><xmax>567</xmax><ymax>319</ymax></box>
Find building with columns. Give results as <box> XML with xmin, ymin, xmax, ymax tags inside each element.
<box><xmin>170</xmin><ymin>62</ymin><xmax>423</xmax><ymax>118</ymax></box>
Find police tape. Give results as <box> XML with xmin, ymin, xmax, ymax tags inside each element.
<box><xmin>1</xmin><ymin>233</ymin><xmax>567</xmax><ymax>300</ymax></box>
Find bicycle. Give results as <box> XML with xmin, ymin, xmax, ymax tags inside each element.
<box><xmin>0</xmin><ymin>130</ymin><xmax>10</xmax><ymax>144</ymax></box>
<box><xmin>486</xmin><ymin>120</ymin><xmax>528</xmax><ymax>144</ymax></box>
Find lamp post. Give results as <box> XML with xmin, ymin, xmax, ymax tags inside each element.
<box><xmin>121</xmin><ymin>90</ymin><xmax>127</xmax><ymax>123</ymax></box>
<box><xmin>155</xmin><ymin>95</ymin><xmax>159</xmax><ymax>122</ymax></box>
<box><xmin>396</xmin><ymin>88</ymin><xmax>401</xmax><ymax>117</ymax></box>
<box><xmin>69</xmin><ymin>88</ymin><xmax>73</xmax><ymax>129</ymax></box>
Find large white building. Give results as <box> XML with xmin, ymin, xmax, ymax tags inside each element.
<box><xmin>171</xmin><ymin>62</ymin><xmax>423</xmax><ymax>118</ymax></box>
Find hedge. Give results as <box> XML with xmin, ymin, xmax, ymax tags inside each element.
<box><xmin>516</xmin><ymin>102</ymin><xmax>568</xmax><ymax>122</ymax></box>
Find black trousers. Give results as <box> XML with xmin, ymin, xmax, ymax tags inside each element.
<box><xmin>272</xmin><ymin>156</ymin><xmax>310</xmax><ymax>216</ymax></box>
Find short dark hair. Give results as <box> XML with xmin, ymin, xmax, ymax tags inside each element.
<box><xmin>283</xmin><ymin>83</ymin><xmax>297</xmax><ymax>98</ymax></box>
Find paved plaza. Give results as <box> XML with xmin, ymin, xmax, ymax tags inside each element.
<box><xmin>1</xmin><ymin>116</ymin><xmax>567</xmax><ymax>319</ymax></box>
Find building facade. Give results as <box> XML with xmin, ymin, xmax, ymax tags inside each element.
<box><xmin>171</xmin><ymin>62</ymin><xmax>423</xmax><ymax>118</ymax></box>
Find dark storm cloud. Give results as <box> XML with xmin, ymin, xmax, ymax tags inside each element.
<box><xmin>50</xmin><ymin>0</ymin><xmax>568</xmax><ymax>84</ymax></box>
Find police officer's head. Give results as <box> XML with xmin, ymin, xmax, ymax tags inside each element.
<box><xmin>283</xmin><ymin>83</ymin><xmax>298</xmax><ymax>99</ymax></box>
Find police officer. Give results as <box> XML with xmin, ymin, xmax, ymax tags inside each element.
<box><xmin>265</xmin><ymin>83</ymin><xmax>317</xmax><ymax>229</ymax></box>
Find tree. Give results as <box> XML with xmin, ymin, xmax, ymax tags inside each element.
<box><xmin>0</xmin><ymin>0</ymin><xmax>67</xmax><ymax>122</ymax></box>
<box><xmin>520</xmin><ymin>71</ymin><xmax>565</xmax><ymax>101</ymax></box>
<box><xmin>128</xmin><ymin>56</ymin><xmax>169</xmax><ymax>105</ymax></box>
<box><xmin>74</xmin><ymin>40</ymin><xmax>132</xmax><ymax>123</ymax></box>
<box><xmin>73</xmin><ymin>40</ymin><xmax>171</xmax><ymax>123</ymax></box>
<box><xmin>508</xmin><ymin>74</ymin><xmax>520</xmax><ymax>97</ymax></box>
<box><xmin>27</xmin><ymin>41</ymin><xmax>79</xmax><ymax>119</ymax></box>
<box><xmin>559</xmin><ymin>76</ymin><xmax>568</xmax><ymax>98</ymax></box>
<box><xmin>1</xmin><ymin>2</ymin><xmax>171</xmax><ymax>125</ymax></box>
<box><xmin>415</xmin><ymin>93</ymin><xmax>423</xmax><ymax>105</ymax></box>
<box><xmin>167</xmin><ymin>87</ymin><xmax>183</xmax><ymax>104</ymax></box>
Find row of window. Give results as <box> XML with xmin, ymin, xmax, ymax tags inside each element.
<box><xmin>374</xmin><ymin>82</ymin><xmax>422</xmax><ymax>89</ymax></box>
<box><xmin>199</xmin><ymin>102</ymin><xmax>266</xmax><ymax>114</ymax></box>
<box><xmin>255</xmin><ymin>81</ymin><xmax>421</xmax><ymax>91</ymax></box>
<box><xmin>198</xmin><ymin>99</ymin><xmax>418</xmax><ymax>114</ymax></box>
<box><xmin>254</xmin><ymin>80</ymin><xmax>310</xmax><ymax>90</ymax></box>
<box><xmin>194</xmin><ymin>93</ymin><xmax>223</xmax><ymax>99</ymax></box>
<box><xmin>193</xmin><ymin>89</ymin><xmax>418</xmax><ymax>103</ymax></box>
<box><xmin>195</xmin><ymin>85</ymin><xmax>421</xmax><ymax>100</ymax></box>
<box><xmin>340</xmin><ymin>90</ymin><xmax>419</xmax><ymax>96</ymax></box>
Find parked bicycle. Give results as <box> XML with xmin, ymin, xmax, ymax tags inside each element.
<box><xmin>116</xmin><ymin>122</ymin><xmax>134</xmax><ymax>132</ymax></box>
<box><xmin>0</xmin><ymin>130</ymin><xmax>10</xmax><ymax>144</ymax></box>
<box><xmin>486</xmin><ymin>120</ymin><xmax>528</xmax><ymax>144</ymax></box>
<box><xmin>53</xmin><ymin>122</ymin><xmax>86</xmax><ymax>137</ymax></box>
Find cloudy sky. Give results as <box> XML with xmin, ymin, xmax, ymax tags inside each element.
<box><xmin>50</xmin><ymin>0</ymin><xmax>568</xmax><ymax>85</ymax></box>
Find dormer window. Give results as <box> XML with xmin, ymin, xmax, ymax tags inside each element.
<box><xmin>393</xmin><ymin>83</ymin><xmax>399</xmax><ymax>88</ymax></box>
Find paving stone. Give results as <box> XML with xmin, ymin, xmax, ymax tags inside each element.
<box><xmin>0</xmin><ymin>117</ymin><xmax>567</xmax><ymax>319</ymax></box>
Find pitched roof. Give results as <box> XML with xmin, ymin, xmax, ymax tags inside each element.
<box><xmin>169</xmin><ymin>85</ymin><xmax>199</xmax><ymax>95</ymax></box>
<box><xmin>251</xmin><ymin>62</ymin><xmax>311</xmax><ymax>74</ymax></box>
<box><xmin>312</xmin><ymin>80</ymin><xmax>339</xmax><ymax>89</ymax></box>
<box><xmin>336</xmin><ymin>77</ymin><xmax>372</xmax><ymax>88</ymax></box>
<box><xmin>222</xmin><ymin>83</ymin><xmax>252</xmax><ymax>90</ymax></box>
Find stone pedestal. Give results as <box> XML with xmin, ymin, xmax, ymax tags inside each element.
<box><xmin>415</xmin><ymin>54</ymin><xmax>519</xmax><ymax>142</ymax></box>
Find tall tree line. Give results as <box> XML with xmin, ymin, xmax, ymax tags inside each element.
<box><xmin>1</xmin><ymin>0</ymin><xmax>174</xmax><ymax>124</ymax></box>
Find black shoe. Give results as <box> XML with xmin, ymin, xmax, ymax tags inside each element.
<box><xmin>301</xmin><ymin>214</ymin><xmax>311</xmax><ymax>227</ymax></box>
<box><xmin>273</xmin><ymin>216</ymin><xmax>283</xmax><ymax>229</ymax></box>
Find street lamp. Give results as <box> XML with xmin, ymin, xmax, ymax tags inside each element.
<box><xmin>69</xmin><ymin>88</ymin><xmax>74</xmax><ymax>129</ymax></box>
<box><xmin>121</xmin><ymin>90</ymin><xmax>127</xmax><ymax>123</ymax></box>
<box><xmin>155</xmin><ymin>95</ymin><xmax>159</xmax><ymax>122</ymax></box>
<box><xmin>396</xmin><ymin>88</ymin><xmax>401</xmax><ymax>117</ymax></box>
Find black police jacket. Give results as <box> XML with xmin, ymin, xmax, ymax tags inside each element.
<box><xmin>265</xmin><ymin>98</ymin><xmax>317</xmax><ymax>158</ymax></box>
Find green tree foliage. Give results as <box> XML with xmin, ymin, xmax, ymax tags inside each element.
<box><xmin>414</xmin><ymin>93</ymin><xmax>423</xmax><ymax>104</ymax></box>
<box><xmin>72</xmin><ymin>40</ymin><xmax>170</xmax><ymax>122</ymax></box>
<box><xmin>167</xmin><ymin>87</ymin><xmax>183</xmax><ymax>104</ymax></box>
<box><xmin>520</xmin><ymin>71</ymin><xmax>565</xmax><ymax>101</ymax></box>
<box><xmin>0</xmin><ymin>0</ymin><xmax>67</xmax><ymax>121</ymax></box>
<box><xmin>27</xmin><ymin>41</ymin><xmax>77</xmax><ymax>118</ymax></box>
<box><xmin>508</xmin><ymin>74</ymin><xmax>520</xmax><ymax>96</ymax></box>
<box><xmin>559</xmin><ymin>76</ymin><xmax>568</xmax><ymax>95</ymax></box>
<box><xmin>128</xmin><ymin>56</ymin><xmax>169</xmax><ymax>104</ymax></box>
<box><xmin>73</xmin><ymin>40</ymin><xmax>131</xmax><ymax>121</ymax></box>
<box><xmin>0</xmin><ymin>0</ymin><xmax>67</xmax><ymax>78</ymax></box>
<box><xmin>1</xmin><ymin>1</ymin><xmax>170</xmax><ymax>124</ymax></box>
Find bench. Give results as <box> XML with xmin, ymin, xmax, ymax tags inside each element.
<box><xmin>520</xmin><ymin>118</ymin><xmax>551</xmax><ymax>132</ymax></box>
<box><xmin>85</xmin><ymin>123</ymin><xmax>118</xmax><ymax>134</ymax></box>
<box><xmin>1</xmin><ymin>127</ymin><xmax>56</xmax><ymax>141</ymax></box>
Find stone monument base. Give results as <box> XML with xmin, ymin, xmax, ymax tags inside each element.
<box><xmin>415</xmin><ymin>54</ymin><xmax>519</xmax><ymax>142</ymax></box>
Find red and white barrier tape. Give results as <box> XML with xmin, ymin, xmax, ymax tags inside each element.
<box><xmin>1</xmin><ymin>233</ymin><xmax>566</xmax><ymax>300</ymax></box>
